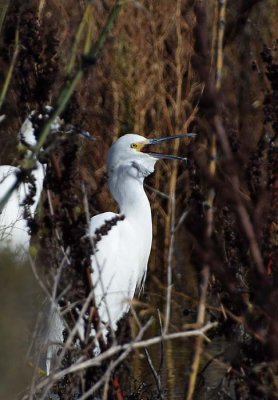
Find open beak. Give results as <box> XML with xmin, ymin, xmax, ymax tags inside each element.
<box><xmin>78</xmin><ymin>130</ymin><xmax>96</xmax><ymax>141</ymax></box>
<box><xmin>140</xmin><ymin>133</ymin><xmax>196</xmax><ymax>161</ymax></box>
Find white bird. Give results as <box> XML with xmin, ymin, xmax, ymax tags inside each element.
<box><xmin>0</xmin><ymin>116</ymin><xmax>45</xmax><ymax>257</ymax></box>
<box><xmin>45</xmin><ymin>132</ymin><xmax>194</xmax><ymax>374</ymax></box>
<box><xmin>89</xmin><ymin>133</ymin><xmax>193</xmax><ymax>332</ymax></box>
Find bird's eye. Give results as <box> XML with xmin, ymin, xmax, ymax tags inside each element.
<box><xmin>130</xmin><ymin>143</ymin><xmax>137</xmax><ymax>149</ymax></box>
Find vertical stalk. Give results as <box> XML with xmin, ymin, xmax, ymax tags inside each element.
<box><xmin>186</xmin><ymin>1</ymin><xmax>226</xmax><ymax>399</ymax></box>
<box><xmin>164</xmin><ymin>0</ymin><xmax>183</xmax><ymax>334</ymax></box>
<box><xmin>0</xmin><ymin>29</ymin><xmax>19</xmax><ymax>111</ymax></box>
<box><xmin>0</xmin><ymin>0</ymin><xmax>9</xmax><ymax>35</ymax></box>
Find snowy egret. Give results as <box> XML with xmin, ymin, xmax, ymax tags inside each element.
<box><xmin>45</xmin><ymin>132</ymin><xmax>195</xmax><ymax>374</ymax></box>
<box><xmin>90</xmin><ymin>133</ymin><xmax>194</xmax><ymax>331</ymax></box>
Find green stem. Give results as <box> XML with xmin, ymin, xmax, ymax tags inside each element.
<box><xmin>0</xmin><ymin>0</ymin><xmax>9</xmax><ymax>36</ymax></box>
<box><xmin>90</xmin><ymin>0</ymin><xmax>121</xmax><ymax>60</ymax></box>
<box><xmin>0</xmin><ymin>29</ymin><xmax>19</xmax><ymax>111</ymax></box>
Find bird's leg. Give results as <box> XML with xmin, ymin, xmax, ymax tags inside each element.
<box><xmin>112</xmin><ymin>373</ymin><xmax>124</xmax><ymax>400</ymax></box>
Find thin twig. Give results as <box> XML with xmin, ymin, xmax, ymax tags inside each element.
<box><xmin>66</xmin><ymin>4</ymin><xmax>93</xmax><ymax>75</ymax></box>
<box><xmin>46</xmin><ymin>189</ymin><xmax>71</xmax><ymax>263</ymax></box>
<box><xmin>186</xmin><ymin>265</ymin><xmax>210</xmax><ymax>400</ymax></box>
<box><xmin>56</xmin><ymin>291</ymin><xmax>95</xmax><ymax>368</ymax></box>
<box><xmin>130</xmin><ymin>304</ymin><xmax>164</xmax><ymax>398</ymax></box>
<box><xmin>0</xmin><ymin>0</ymin><xmax>9</xmax><ymax>35</ymax></box>
<box><xmin>164</xmin><ymin>193</ymin><xmax>176</xmax><ymax>334</ymax></box>
<box><xmin>144</xmin><ymin>348</ymin><xmax>164</xmax><ymax>400</ymax></box>
<box><xmin>214</xmin><ymin>115</ymin><xmax>265</xmax><ymax>275</ymax></box>
<box><xmin>157</xmin><ymin>309</ymin><xmax>164</xmax><ymax>374</ymax></box>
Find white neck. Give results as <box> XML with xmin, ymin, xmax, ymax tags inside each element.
<box><xmin>109</xmin><ymin>171</ymin><xmax>153</xmax><ymax>276</ymax></box>
<box><xmin>114</xmin><ymin>176</ymin><xmax>150</xmax><ymax>216</ymax></box>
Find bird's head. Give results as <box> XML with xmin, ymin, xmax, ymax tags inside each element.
<box><xmin>18</xmin><ymin>108</ymin><xmax>64</xmax><ymax>149</ymax></box>
<box><xmin>19</xmin><ymin>107</ymin><xmax>93</xmax><ymax>150</ymax></box>
<box><xmin>108</xmin><ymin>133</ymin><xmax>195</xmax><ymax>182</ymax></box>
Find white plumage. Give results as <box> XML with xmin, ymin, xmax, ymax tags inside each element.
<box><xmin>0</xmin><ymin>118</ymin><xmax>45</xmax><ymax>256</ymax></box>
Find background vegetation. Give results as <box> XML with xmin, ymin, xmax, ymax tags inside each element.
<box><xmin>0</xmin><ymin>0</ymin><xmax>277</xmax><ymax>399</ymax></box>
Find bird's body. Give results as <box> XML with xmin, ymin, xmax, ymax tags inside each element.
<box><xmin>0</xmin><ymin>118</ymin><xmax>45</xmax><ymax>256</ymax></box>
<box><xmin>90</xmin><ymin>191</ymin><xmax>152</xmax><ymax>327</ymax></box>
<box><xmin>0</xmin><ymin>163</ymin><xmax>44</xmax><ymax>255</ymax></box>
